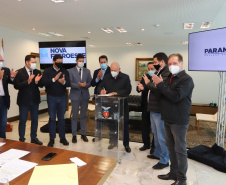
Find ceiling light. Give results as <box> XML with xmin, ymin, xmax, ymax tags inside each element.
<box><xmin>49</xmin><ymin>32</ymin><xmax>64</xmax><ymax>36</ymax></box>
<box><xmin>88</xmin><ymin>32</ymin><xmax>91</xmax><ymax>34</ymax></box>
<box><xmin>51</xmin><ymin>0</ymin><xmax>66</xmax><ymax>3</ymax></box>
<box><xmin>141</xmin><ymin>28</ymin><xmax>145</xmax><ymax>31</ymax></box>
<box><xmin>18</xmin><ymin>0</ymin><xmax>22</xmax><ymax>2</ymax></box>
<box><xmin>137</xmin><ymin>43</ymin><xmax>143</xmax><ymax>46</ymax></box>
<box><xmin>32</xmin><ymin>28</ymin><xmax>35</xmax><ymax>31</ymax></box>
<box><xmin>101</xmin><ymin>28</ymin><xmax>113</xmax><ymax>33</ymax></box>
<box><xmin>38</xmin><ymin>32</ymin><xmax>51</xmax><ymax>37</ymax></box>
<box><xmin>126</xmin><ymin>43</ymin><xmax>133</xmax><ymax>46</ymax></box>
<box><xmin>88</xmin><ymin>45</ymin><xmax>96</xmax><ymax>47</ymax></box>
<box><xmin>115</xmin><ymin>27</ymin><xmax>127</xmax><ymax>33</ymax></box>
<box><xmin>184</xmin><ymin>23</ymin><xmax>194</xmax><ymax>29</ymax></box>
<box><xmin>153</xmin><ymin>24</ymin><xmax>160</xmax><ymax>27</ymax></box>
<box><xmin>182</xmin><ymin>41</ymin><xmax>189</xmax><ymax>45</ymax></box>
<box><xmin>200</xmin><ymin>22</ymin><xmax>212</xmax><ymax>29</ymax></box>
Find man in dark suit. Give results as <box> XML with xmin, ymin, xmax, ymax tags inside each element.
<box><xmin>0</xmin><ymin>54</ymin><xmax>18</xmax><ymax>138</ymax></box>
<box><xmin>42</xmin><ymin>54</ymin><xmax>70</xmax><ymax>147</ymax></box>
<box><xmin>14</xmin><ymin>55</ymin><xmax>43</xmax><ymax>144</ymax></box>
<box><xmin>136</xmin><ymin>62</ymin><xmax>155</xmax><ymax>152</ymax></box>
<box><xmin>68</xmin><ymin>54</ymin><xmax>92</xmax><ymax>143</ymax></box>
<box><xmin>153</xmin><ymin>53</ymin><xmax>194</xmax><ymax>185</ymax></box>
<box><xmin>97</xmin><ymin>62</ymin><xmax>132</xmax><ymax>153</ymax></box>
<box><xmin>91</xmin><ymin>55</ymin><xmax>111</xmax><ymax>95</ymax></box>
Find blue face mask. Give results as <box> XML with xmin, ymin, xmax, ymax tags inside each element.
<box><xmin>148</xmin><ymin>70</ymin><xmax>155</xmax><ymax>76</ymax></box>
<box><xmin>100</xmin><ymin>63</ymin><xmax>107</xmax><ymax>70</ymax></box>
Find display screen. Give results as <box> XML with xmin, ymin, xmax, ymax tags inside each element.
<box><xmin>188</xmin><ymin>27</ymin><xmax>226</xmax><ymax>71</ymax></box>
<box><xmin>39</xmin><ymin>41</ymin><xmax>86</xmax><ymax>69</ymax></box>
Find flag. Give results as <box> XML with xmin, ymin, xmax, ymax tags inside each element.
<box><xmin>0</xmin><ymin>38</ymin><xmax>5</xmax><ymax>67</ymax></box>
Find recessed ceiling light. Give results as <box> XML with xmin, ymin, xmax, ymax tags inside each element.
<box><xmin>137</xmin><ymin>43</ymin><xmax>142</xmax><ymax>46</ymax></box>
<box><xmin>126</xmin><ymin>43</ymin><xmax>133</xmax><ymax>46</ymax></box>
<box><xmin>18</xmin><ymin>0</ymin><xmax>22</xmax><ymax>2</ymax></box>
<box><xmin>32</xmin><ymin>28</ymin><xmax>35</xmax><ymax>31</ymax></box>
<box><xmin>38</xmin><ymin>32</ymin><xmax>51</xmax><ymax>37</ymax></box>
<box><xmin>49</xmin><ymin>32</ymin><xmax>64</xmax><ymax>36</ymax></box>
<box><xmin>184</xmin><ymin>23</ymin><xmax>194</xmax><ymax>29</ymax></box>
<box><xmin>115</xmin><ymin>27</ymin><xmax>127</xmax><ymax>33</ymax></box>
<box><xmin>51</xmin><ymin>0</ymin><xmax>66</xmax><ymax>3</ymax></box>
<box><xmin>88</xmin><ymin>32</ymin><xmax>91</xmax><ymax>34</ymax></box>
<box><xmin>141</xmin><ymin>28</ymin><xmax>145</xmax><ymax>31</ymax></box>
<box><xmin>200</xmin><ymin>22</ymin><xmax>212</xmax><ymax>29</ymax></box>
<box><xmin>182</xmin><ymin>41</ymin><xmax>189</xmax><ymax>45</ymax></box>
<box><xmin>101</xmin><ymin>28</ymin><xmax>113</xmax><ymax>33</ymax></box>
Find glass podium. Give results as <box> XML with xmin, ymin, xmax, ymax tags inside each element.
<box><xmin>94</xmin><ymin>95</ymin><xmax>126</xmax><ymax>163</ymax></box>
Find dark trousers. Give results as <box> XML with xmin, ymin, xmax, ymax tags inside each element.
<box><xmin>164</xmin><ymin>122</ymin><xmax>189</xmax><ymax>182</ymax></box>
<box><xmin>142</xmin><ymin>109</ymin><xmax>151</xmax><ymax>147</ymax></box>
<box><xmin>19</xmin><ymin>101</ymin><xmax>39</xmax><ymax>141</ymax></box>
<box><xmin>0</xmin><ymin>97</ymin><xmax>7</xmax><ymax>138</ymax></box>
<box><xmin>47</xmin><ymin>95</ymin><xmax>67</xmax><ymax>139</ymax></box>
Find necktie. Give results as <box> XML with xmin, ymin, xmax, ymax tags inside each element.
<box><xmin>169</xmin><ymin>75</ymin><xmax>174</xmax><ymax>84</ymax></box>
<box><xmin>79</xmin><ymin>68</ymin><xmax>81</xmax><ymax>79</ymax></box>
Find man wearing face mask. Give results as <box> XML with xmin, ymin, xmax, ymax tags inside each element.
<box><xmin>97</xmin><ymin>62</ymin><xmax>132</xmax><ymax>153</ymax></box>
<box><xmin>136</xmin><ymin>62</ymin><xmax>155</xmax><ymax>152</ymax></box>
<box><xmin>68</xmin><ymin>54</ymin><xmax>92</xmax><ymax>144</ymax></box>
<box><xmin>14</xmin><ymin>55</ymin><xmax>43</xmax><ymax>144</ymax></box>
<box><xmin>0</xmin><ymin>54</ymin><xmax>18</xmax><ymax>138</ymax></box>
<box><xmin>152</xmin><ymin>54</ymin><xmax>194</xmax><ymax>185</ymax></box>
<box><xmin>42</xmin><ymin>54</ymin><xmax>70</xmax><ymax>147</ymax></box>
<box><xmin>137</xmin><ymin>52</ymin><xmax>170</xmax><ymax>170</ymax></box>
<box><xmin>91</xmin><ymin>55</ymin><xmax>111</xmax><ymax>95</ymax></box>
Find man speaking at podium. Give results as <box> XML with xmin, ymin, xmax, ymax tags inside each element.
<box><xmin>97</xmin><ymin>62</ymin><xmax>132</xmax><ymax>153</ymax></box>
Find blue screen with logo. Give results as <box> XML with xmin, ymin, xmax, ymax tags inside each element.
<box><xmin>189</xmin><ymin>27</ymin><xmax>226</xmax><ymax>71</ymax></box>
<box><xmin>39</xmin><ymin>41</ymin><xmax>86</xmax><ymax>69</ymax></box>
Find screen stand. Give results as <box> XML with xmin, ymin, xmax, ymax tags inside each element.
<box><xmin>216</xmin><ymin>72</ymin><xmax>226</xmax><ymax>148</ymax></box>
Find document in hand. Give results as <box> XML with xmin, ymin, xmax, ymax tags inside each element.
<box><xmin>28</xmin><ymin>163</ymin><xmax>78</xmax><ymax>185</ymax></box>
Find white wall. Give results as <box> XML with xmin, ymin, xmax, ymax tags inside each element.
<box><xmin>87</xmin><ymin>45</ymin><xmax>219</xmax><ymax>104</ymax></box>
<box><xmin>0</xmin><ymin>24</ymin><xmax>220</xmax><ymax>118</ymax></box>
<box><xmin>0</xmin><ymin>26</ymin><xmax>49</xmax><ymax>118</ymax></box>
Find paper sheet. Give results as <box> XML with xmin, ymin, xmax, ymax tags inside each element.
<box><xmin>0</xmin><ymin>159</ymin><xmax>37</xmax><ymax>181</ymax></box>
<box><xmin>70</xmin><ymin>157</ymin><xmax>87</xmax><ymax>167</ymax></box>
<box><xmin>0</xmin><ymin>142</ymin><xmax>5</xmax><ymax>147</ymax></box>
<box><xmin>28</xmin><ymin>163</ymin><xmax>78</xmax><ymax>185</ymax></box>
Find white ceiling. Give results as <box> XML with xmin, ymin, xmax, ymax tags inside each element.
<box><xmin>0</xmin><ymin>0</ymin><xmax>226</xmax><ymax>48</ymax></box>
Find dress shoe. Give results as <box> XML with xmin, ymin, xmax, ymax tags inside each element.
<box><xmin>158</xmin><ymin>172</ymin><xmax>177</xmax><ymax>181</ymax></box>
<box><xmin>48</xmin><ymin>139</ymin><xmax>55</xmax><ymax>147</ymax></box>
<box><xmin>125</xmin><ymin>146</ymin><xmax>131</xmax><ymax>153</ymax></box>
<box><xmin>108</xmin><ymin>143</ymin><xmax>117</xmax><ymax>149</ymax></box>
<box><xmin>60</xmin><ymin>138</ymin><xmax>69</xmax><ymax>146</ymax></box>
<box><xmin>31</xmin><ymin>138</ymin><xmax>43</xmax><ymax>145</ymax></box>
<box><xmin>139</xmin><ymin>145</ymin><xmax>150</xmax><ymax>151</ymax></box>
<box><xmin>171</xmin><ymin>180</ymin><xmax>187</xmax><ymax>185</ymax></box>
<box><xmin>92</xmin><ymin>138</ymin><xmax>101</xmax><ymax>142</ymax></box>
<box><xmin>152</xmin><ymin>162</ymin><xmax>169</xmax><ymax>170</ymax></box>
<box><xmin>150</xmin><ymin>147</ymin><xmax>155</xmax><ymax>154</ymax></box>
<box><xmin>19</xmin><ymin>138</ymin><xmax>25</xmax><ymax>142</ymax></box>
<box><xmin>81</xmin><ymin>135</ymin><xmax>88</xmax><ymax>142</ymax></box>
<box><xmin>72</xmin><ymin>136</ymin><xmax>77</xmax><ymax>143</ymax></box>
<box><xmin>147</xmin><ymin>154</ymin><xmax>160</xmax><ymax>160</ymax></box>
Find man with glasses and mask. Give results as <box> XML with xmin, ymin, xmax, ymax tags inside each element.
<box><xmin>14</xmin><ymin>55</ymin><xmax>43</xmax><ymax>144</ymax></box>
<box><xmin>0</xmin><ymin>54</ymin><xmax>17</xmax><ymax>138</ymax></box>
<box><xmin>42</xmin><ymin>54</ymin><xmax>70</xmax><ymax>147</ymax></box>
<box><xmin>68</xmin><ymin>54</ymin><xmax>92</xmax><ymax>144</ymax></box>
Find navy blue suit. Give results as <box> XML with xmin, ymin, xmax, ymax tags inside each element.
<box><xmin>91</xmin><ymin>66</ymin><xmax>110</xmax><ymax>95</ymax></box>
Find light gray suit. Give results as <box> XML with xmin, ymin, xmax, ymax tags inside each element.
<box><xmin>68</xmin><ymin>66</ymin><xmax>92</xmax><ymax>136</ymax></box>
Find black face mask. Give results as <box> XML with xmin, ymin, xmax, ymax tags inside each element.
<box><xmin>153</xmin><ymin>64</ymin><xmax>161</xmax><ymax>71</ymax></box>
<box><xmin>55</xmin><ymin>62</ymin><xmax>63</xmax><ymax>69</ymax></box>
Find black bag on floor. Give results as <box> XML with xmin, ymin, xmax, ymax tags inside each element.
<box><xmin>40</xmin><ymin>118</ymin><xmax>80</xmax><ymax>133</ymax></box>
<box><xmin>187</xmin><ymin>143</ymin><xmax>226</xmax><ymax>173</ymax></box>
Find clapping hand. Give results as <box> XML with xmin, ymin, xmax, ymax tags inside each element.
<box><xmin>54</xmin><ymin>72</ymin><xmax>62</xmax><ymax>81</ymax></box>
<box><xmin>28</xmin><ymin>74</ymin><xmax>35</xmax><ymax>84</ymax></box>
<box><xmin>152</xmin><ymin>74</ymin><xmax>163</xmax><ymax>85</ymax></box>
<box><xmin>11</xmin><ymin>68</ymin><xmax>18</xmax><ymax>78</ymax></box>
<box><xmin>137</xmin><ymin>82</ymin><xmax>144</xmax><ymax>91</ymax></box>
<box><xmin>58</xmin><ymin>74</ymin><xmax>65</xmax><ymax>84</ymax></box>
<box><xmin>142</xmin><ymin>74</ymin><xmax>150</xmax><ymax>84</ymax></box>
<box><xmin>97</xmin><ymin>70</ymin><xmax>103</xmax><ymax>80</ymax></box>
<box><xmin>0</xmin><ymin>70</ymin><xmax>4</xmax><ymax>80</ymax></box>
<box><xmin>79</xmin><ymin>81</ymin><xmax>86</xmax><ymax>88</ymax></box>
<box><xmin>35</xmin><ymin>74</ymin><xmax>42</xmax><ymax>83</ymax></box>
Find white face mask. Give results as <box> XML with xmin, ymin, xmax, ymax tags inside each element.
<box><xmin>169</xmin><ymin>65</ymin><xmax>180</xmax><ymax>75</ymax></box>
<box><xmin>111</xmin><ymin>71</ymin><xmax>118</xmax><ymax>78</ymax></box>
<box><xmin>78</xmin><ymin>62</ymin><xmax>84</xmax><ymax>68</ymax></box>
<box><xmin>30</xmin><ymin>63</ymin><xmax>36</xmax><ymax>70</ymax></box>
<box><xmin>0</xmin><ymin>62</ymin><xmax>3</xmax><ymax>69</ymax></box>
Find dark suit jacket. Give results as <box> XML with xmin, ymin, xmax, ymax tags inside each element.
<box><xmin>14</xmin><ymin>67</ymin><xmax>42</xmax><ymax>106</ymax></box>
<box><xmin>157</xmin><ymin>70</ymin><xmax>194</xmax><ymax>125</ymax></box>
<box><xmin>1</xmin><ymin>67</ymin><xmax>13</xmax><ymax>109</ymax></box>
<box><xmin>91</xmin><ymin>66</ymin><xmax>110</xmax><ymax>95</ymax></box>
<box><xmin>136</xmin><ymin>74</ymin><xmax>151</xmax><ymax>111</ymax></box>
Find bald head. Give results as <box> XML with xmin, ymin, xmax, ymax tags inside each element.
<box><xmin>111</xmin><ymin>62</ymin><xmax>120</xmax><ymax>71</ymax></box>
<box><xmin>0</xmin><ymin>55</ymin><xmax>3</xmax><ymax>61</ymax></box>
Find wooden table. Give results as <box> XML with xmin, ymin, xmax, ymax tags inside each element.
<box><xmin>0</xmin><ymin>139</ymin><xmax>116</xmax><ymax>185</ymax></box>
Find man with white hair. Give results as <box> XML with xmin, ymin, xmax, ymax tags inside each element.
<box><xmin>97</xmin><ymin>62</ymin><xmax>132</xmax><ymax>153</ymax></box>
<box><xmin>0</xmin><ymin>54</ymin><xmax>18</xmax><ymax>138</ymax></box>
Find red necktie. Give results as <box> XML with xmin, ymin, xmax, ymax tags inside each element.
<box><xmin>169</xmin><ymin>75</ymin><xmax>174</xmax><ymax>84</ymax></box>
